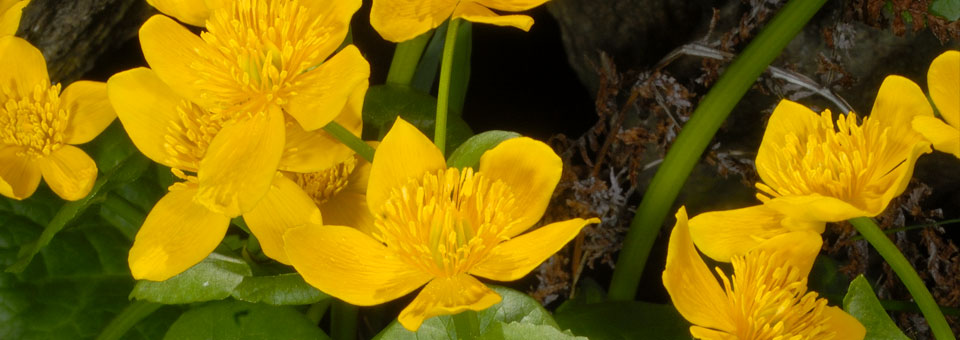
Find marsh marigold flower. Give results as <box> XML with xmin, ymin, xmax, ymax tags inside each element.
<box><xmin>0</xmin><ymin>0</ymin><xmax>29</xmax><ymax>35</ymax></box>
<box><xmin>913</xmin><ymin>50</ymin><xmax>959</xmax><ymax>158</ymax></box>
<box><xmin>108</xmin><ymin>67</ymin><xmax>363</xmax><ymax>281</ymax></box>
<box><xmin>138</xmin><ymin>0</ymin><xmax>370</xmax><ymax>216</ymax></box>
<box><xmin>371</xmin><ymin>0</ymin><xmax>549</xmax><ymax>42</ymax></box>
<box><xmin>284</xmin><ymin>118</ymin><xmax>600</xmax><ymax>330</ymax></box>
<box><xmin>0</xmin><ymin>36</ymin><xmax>115</xmax><ymax>201</ymax></box>
<box><xmin>689</xmin><ymin>76</ymin><xmax>933</xmax><ymax>261</ymax></box>
<box><xmin>664</xmin><ymin>207</ymin><xmax>865</xmax><ymax>340</ymax></box>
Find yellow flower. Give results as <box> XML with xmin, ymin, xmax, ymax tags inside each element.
<box><xmin>284</xmin><ymin>118</ymin><xmax>599</xmax><ymax>331</ymax></box>
<box><xmin>138</xmin><ymin>0</ymin><xmax>370</xmax><ymax>216</ymax></box>
<box><xmin>108</xmin><ymin>67</ymin><xmax>363</xmax><ymax>281</ymax></box>
<box><xmin>913</xmin><ymin>50</ymin><xmax>959</xmax><ymax>158</ymax></box>
<box><xmin>0</xmin><ymin>36</ymin><xmax>115</xmax><ymax>201</ymax></box>
<box><xmin>371</xmin><ymin>0</ymin><xmax>549</xmax><ymax>42</ymax></box>
<box><xmin>0</xmin><ymin>0</ymin><xmax>29</xmax><ymax>35</ymax></box>
<box><xmin>689</xmin><ymin>76</ymin><xmax>933</xmax><ymax>261</ymax></box>
<box><xmin>663</xmin><ymin>207</ymin><xmax>865</xmax><ymax>340</ymax></box>
<box><xmin>145</xmin><ymin>0</ymin><xmax>230</xmax><ymax>27</ymax></box>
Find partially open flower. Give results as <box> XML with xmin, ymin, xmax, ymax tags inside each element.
<box><xmin>285</xmin><ymin>118</ymin><xmax>599</xmax><ymax>330</ymax></box>
<box><xmin>371</xmin><ymin>0</ymin><xmax>550</xmax><ymax>42</ymax></box>
<box><xmin>912</xmin><ymin>50</ymin><xmax>959</xmax><ymax>158</ymax></box>
<box><xmin>0</xmin><ymin>36</ymin><xmax>115</xmax><ymax>201</ymax></box>
<box><xmin>664</xmin><ymin>207</ymin><xmax>865</xmax><ymax>340</ymax></box>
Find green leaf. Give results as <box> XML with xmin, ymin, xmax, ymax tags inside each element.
<box><xmin>553</xmin><ymin>301</ymin><xmax>690</xmax><ymax>340</ymax></box>
<box><xmin>231</xmin><ymin>273</ymin><xmax>331</xmax><ymax>306</ymax></box>
<box><xmin>480</xmin><ymin>322</ymin><xmax>586</xmax><ymax>340</ymax></box>
<box><xmin>447</xmin><ymin>20</ymin><xmax>472</xmax><ymax>117</ymax></box>
<box><xmin>930</xmin><ymin>0</ymin><xmax>960</xmax><ymax>21</ymax></box>
<box><xmin>843</xmin><ymin>275</ymin><xmax>910</xmax><ymax>340</ymax></box>
<box><xmin>162</xmin><ymin>300</ymin><xmax>330</xmax><ymax>340</ymax></box>
<box><xmin>362</xmin><ymin>84</ymin><xmax>473</xmax><ymax>152</ymax></box>
<box><xmin>372</xmin><ymin>286</ymin><xmax>566</xmax><ymax>339</ymax></box>
<box><xmin>447</xmin><ymin>130</ymin><xmax>521</xmax><ymax>169</ymax></box>
<box><xmin>89</xmin><ymin>122</ymin><xmax>138</xmax><ymax>174</ymax></box>
<box><xmin>130</xmin><ymin>253</ymin><xmax>252</xmax><ymax>304</ymax></box>
<box><xmin>411</xmin><ymin>21</ymin><xmax>447</xmax><ymax>92</ymax></box>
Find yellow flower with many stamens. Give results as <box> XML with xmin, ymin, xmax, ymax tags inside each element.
<box><xmin>0</xmin><ymin>0</ymin><xmax>29</xmax><ymax>35</ymax></box>
<box><xmin>284</xmin><ymin>118</ymin><xmax>600</xmax><ymax>331</ymax></box>
<box><xmin>689</xmin><ymin>76</ymin><xmax>933</xmax><ymax>261</ymax></box>
<box><xmin>664</xmin><ymin>207</ymin><xmax>865</xmax><ymax>340</ymax></box>
<box><xmin>371</xmin><ymin>0</ymin><xmax>550</xmax><ymax>42</ymax></box>
<box><xmin>913</xmin><ymin>50</ymin><xmax>959</xmax><ymax>158</ymax></box>
<box><xmin>138</xmin><ymin>0</ymin><xmax>370</xmax><ymax>216</ymax></box>
<box><xmin>0</xmin><ymin>36</ymin><xmax>115</xmax><ymax>201</ymax></box>
<box><xmin>108</xmin><ymin>67</ymin><xmax>363</xmax><ymax>281</ymax></box>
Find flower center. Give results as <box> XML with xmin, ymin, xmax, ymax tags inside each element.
<box><xmin>721</xmin><ymin>250</ymin><xmax>834</xmax><ymax>340</ymax></box>
<box><xmin>195</xmin><ymin>0</ymin><xmax>337</xmax><ymax>112</ymax></box>
<box><xmin>373</xmin><ymin>168</ymin><xmax>521</xmax><ymax>277</ymax></box>
<box><xmin>758</xmin><ymin>110</ymin><xmax>891</xmax><ymax>208</ymax></box>
<box><xmin>0</xmin><ymin>83</ymin><xmax>67</xmax><ymax>158</ymax></box>
<box><xmin>295</xmin><ymin>156</ymin><xmax>357</xmax><ymax>205</ymax></box>
<box><xmin>161</xmin><ymin>99</ymin><xmax>239</xmax><ymax>171</ymax></box>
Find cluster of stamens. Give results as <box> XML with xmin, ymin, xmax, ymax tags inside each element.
<box><xmin>194</xmin><ymin>0</ymin><xmax>338</xmax><ymax>112</ymax></box>
<box><xmin>373</xmin><ymin>168</ymin><xmax>520</xmax><ymax>277</ymax></box>
<box><xmin>295</xmin><ymin>156</ymin><xmax>357</xmax><ymax>205</ymax></box>
<box><xmin>0</xmin><ymin>83</ymin><xmax>67</xmax><ymax>159</ymax></box>
<box><xmin>759</xmin><ymin>110</ymin><xmax>892</xmax><ymax>208</ymax></box>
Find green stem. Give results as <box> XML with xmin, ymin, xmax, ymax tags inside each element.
<box><xmin>386</xmin><ymin>32</ymin><xmax>432</xmax><ymax>86</ymax></box>
<box><xmin>849</xmin><ymin>217</ymin><xmax>955</xmax><ymax>340</ymax></box>
<box><xmin>849</xmin><ymin>218</ymin><xmax>960</xmax><ymax>241</ymax></box>
<box><xmin>323</xmin><ymin>121</ymin><xmax>375</xmax><ymax>162</ymax></box>
<box><xmin>452</xmin><ymin>310</ymin><xmax>480</xmax><ymax>339</ymax></box>
<box><xmin>435</xmin><ymin>18</ymin><xmax>462</xmax><ymax>155</ymax></box>
<box><xmin>331</xmin><ymin>300</ymin><xmax>358</xmax><ymax>340</ymax></box>
<box><xmin>95</xmin><ymin>301</ymin><xmax>162</xmax><ymax>340</ymax></box>
<box><xmin>607</xmin><ymin>0</ymin><xmax>828</xmax><ymax>301</ymax></box>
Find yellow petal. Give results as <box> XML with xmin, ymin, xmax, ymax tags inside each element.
<box><xmin>284</xmin><ymin>45</ymin><xmax>370</xmax><ymax>131</ymax></box>
<box><xmin>755</xmin><ymin>99</ymin><xmax>821</xmax><ymax>192</ymax></box>
<box><xmin>279</xmin><ymin>79</ymin><xmax>363</xmax><ymax>172</ymax></box>
<box><xmin>107</xmin><ymin>67</ymin><xmax>188</xmax><ymax>169</ymax></box>
<box><xmin>37</xmin><ymin>145</ymin><xmax>97</xmax><ymax>201</ymax></box>
<box><xmin>369</xmin><ymin>0</ymin><xmax>457</xmax><ymax>42</ymax></box>
<box><xmin>397</xmin><ymin>274</ymin><xmax>502</xmax><ymax>331</ymax></box>
<box><xmin>689</xmin><ymin>326</ymin><xmax>732</xmax><ymax>339</ymax></box>
<box><xmin>0</xmin><ymin>146</ymin><xmax>41</xmax><ymax>200</ymax></box>
<box><xmin>822</xmin><ymin>306</ymin><xmax>866</xmax><ymax>340</ymax></box>
<box><xmin>298</xmin><ymin>0</ymin><xmax>360</xmax><ymax>61</ymax></box>
<box><xmin>138</xmin><ymin>15</ymin><xmax>210</xmax><ymax>107</ymax></box>
<box><xmin>284</xmin><ymin>224</ymin><xmax>432</xmax><ymax>306</ymax></box>
<box><xmin>61</xmin><ymin>81</ymin><xmax>115</xmax><ymax>144</ymax></box>
<box><xmin>912</xmin><ymin>115</ymin><xmax>960</xmax><ymax>158</ymax></box>
<box><xmin>453</xmin><ymin>2</ymin><xmax>533</xmax><ymax>32</ymax></box>
<box><xmin>478</xmin><ymin>137</ymin><xmax>562</xmax><ymax>237</ymax></box>
<box><xmin>661</xmin><ymin>207</ymin><xmax>735</xmax><ymax>333</ymax></box>
<box><xmin>470</xmin><ymin>218</ymin><xmax>598</xmax><ymax>281</ymax></box>
<box><xmin>473</xmin><ymin>0</ymin><xmax>549</xmax><ymax>11</ymax></box>
<box><xmin>146</xmin><ymin>0</ymin><xmax>212</xmax><ymax>27</ymax></box>
<box><xmin>242</xmin><ymin>173</ymin><xmax>321</xmax><ymax>265</ymax></box>
<box><xmin>196</xmin><ymin>107</ymin><xmax>285</xmax><ymax>217</ymax></box>
<box><xmin>0</xmin><ymin>0</ymin><xmax>28</xmax><ymax>36</ymax></box>
<box><xmin>319</xmin><ymin>155</ymin><xmax>375</xmax><ymax>235</ymax></box>
<box><xmin>687</xmin><ymin>205</ymin><xmax>792</xmax><ymax>263</ymax></box>
<box><xmin>751</xmin><ymin>230</ymin><xmax>823</xmax><ymax>277</ymax></box>
<box><xmin>928</xmin><ymin>50</ymin><xmax>959</xmax><ymax>128</ymax></box>
<box><xmin>367</xmin><ymin>118</ymin><xmax>446</xmax><ymax>215</ymax></box>
<box><xmin>128</xmin><ymin>187</ymin><xmax>231</xmax><ymax>281</ymax></box>
<box><xmin>869</xmin><ymin>76</ymin><xmax>933</xmax><ymax>196</ymax></box>
<box><xmin>0</xmin><ymin>35</ymin><xmax>48</xmax><ymax>98</ymax></box>
<box><xmin>764</xmin><ymin>194</ymin><xmax>871</xmax><ymax>222</ymax></box>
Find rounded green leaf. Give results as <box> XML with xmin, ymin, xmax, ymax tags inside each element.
<box><xmin>447</xmin><ymin>130</ymin><xmax>522</xmax><ymax>169</ymax></box>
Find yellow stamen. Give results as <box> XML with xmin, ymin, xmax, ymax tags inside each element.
<box><xmin>295</xmin><ymin>156</ymin><xmax>357</xmax><ymax>205</ymax></box>
<box><xmin>374</xmin><ymin>168</ymin><xmax>521</xmax><ymax>278</ymax></box>
<box><xmin>0</xmin><ymin>83</ymin><xmax>67</xmax><ymax>159</ymax></box>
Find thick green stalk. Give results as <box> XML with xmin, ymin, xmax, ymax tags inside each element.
<box><xmin>849</xmin><ymin>217</ymin><xmax>955</xmax><ymax>340</ymax></box>
<box><xmin>96</xmin><ymin>301</ymin><xmax>162</xmax><ymax>340</ymax></box>
<box><xmin>607</xmin><ymin>0</ymin><xmax>828</xmax><ymax>301</ymax></box>
<box><xmin>386</xmin><ymin>32</ymin><xmax>432</xmax><ymax>86</ymax></box>
<box><xmin>434</xmin><ymin>18</ymin><xmax>462</xmax><ymax>154</ymax></box>
<box><xmin>323</xmin><ymin>121</ymin><xmax>375</xmax><ymax>162</ymax></box>
<box><xmin>331</xmin><ymin>300</ymin><xmax>358</xmax><ymax>340</ymax></box>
